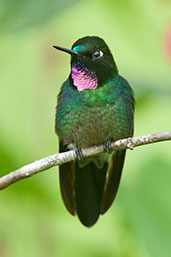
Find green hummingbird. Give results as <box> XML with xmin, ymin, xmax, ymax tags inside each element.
<box><xmin>54</xmin><ymin>36</ymin><xmax>134</xmax><ymax>227</ymax></box>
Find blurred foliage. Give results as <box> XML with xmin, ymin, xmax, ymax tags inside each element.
<box><xmin>0</xmin><ymin>0</ymin><xmax>171</xmax><ymax>257</ymax></box>
<box><xmin>0</xmin><ymin>0</ymin><xmax>79</xmax><ymax>32</ymax></box>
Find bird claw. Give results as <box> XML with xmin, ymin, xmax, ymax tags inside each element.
<box><xmin>103</xmin><ymin>141</ymin><xmax>112</xmax><ymax>153</ymax></box>
<box><xmin>75</xmin><ymin>147</ymin><xmax>84</xmax><ymax>160</ymax></box>
<box><xmin>127</xmin><ymin>138</ymin><xmax>134</xmax><ymax>150</ymax></box>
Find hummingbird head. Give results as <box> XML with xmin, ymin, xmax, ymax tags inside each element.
<box><xmin>53</xmin><ymin>36</ymin><xmax>118</xmax><ymax>91</ymax></box>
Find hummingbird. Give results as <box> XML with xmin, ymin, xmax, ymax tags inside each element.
<box><xmin>54</xmin><ymin>36</ymin><xmax>134</xmax><ymax>227</ymax></box>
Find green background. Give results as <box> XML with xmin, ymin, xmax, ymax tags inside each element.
<box><xmin>0</xmin><ymin>0</ymin><xmax>171</xmax><ymax>256</ymax></box>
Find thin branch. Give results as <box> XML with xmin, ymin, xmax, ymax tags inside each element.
<box><xmin>0</xmin><ymin>131</ymin><xmax>171</xmax><ymax>190</ymax></box>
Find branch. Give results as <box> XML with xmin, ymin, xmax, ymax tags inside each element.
<box><xmin>0</xmin><ymin>131</ymin><xmax>171</xmax><ymax>190</ymax></box>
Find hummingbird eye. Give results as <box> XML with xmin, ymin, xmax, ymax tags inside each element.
<box><xmin>92</xmin><ymin>50</ymin><xmax>103</xmax><ymax>60</ymax></box>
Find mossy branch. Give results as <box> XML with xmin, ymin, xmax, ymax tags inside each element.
<box><xmin>0</xmin><ymin>131</ymin><xmax>171</xmax><ymax>190</ymax></box>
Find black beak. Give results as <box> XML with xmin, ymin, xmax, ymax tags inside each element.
<box><xmin>53</xmin><ymin>45</ymin><xmax>79</xmax><ymax>56</ymax></box>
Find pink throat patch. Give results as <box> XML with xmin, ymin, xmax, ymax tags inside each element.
<box><xmin>71</xmin><ymin>66</ymin><xmax>98</xmax><ymax>92</ymax></box>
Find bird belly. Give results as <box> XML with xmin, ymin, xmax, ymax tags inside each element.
<box><xmin>57</xmin><ymin>103</ymin><xmax>130</xmax><ymax>149</ymax></box>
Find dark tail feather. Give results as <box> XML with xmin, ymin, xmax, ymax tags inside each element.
<box><xmin>59</xmin><ymin>143</ymin><xmax>125</xmax><ymax>225</ymax></box>
<box><xmin>100</xmin><ymin>150</ymin><xmax>126</xmax><ymax>214</ymax></box>
<box><xmin>75</xmin><ymin>161</ymin><xmax>107</xmax><ymax>227</ymax></box>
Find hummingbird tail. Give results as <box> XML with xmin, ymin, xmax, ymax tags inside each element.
<box><xmin>59</xmin><ymin>142</ymin><xmax>126</xmax><ymax>227</ymax></box>
<box><xmin>75</xmin><ymin>161</ymin><xmax>107</xmax><ymax>227</ymax></box>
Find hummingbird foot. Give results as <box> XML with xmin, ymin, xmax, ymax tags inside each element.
<box><xmin>127</xmin><ymin>138</ymin><xmax>134</xmax><ymax>150</ymax></box>
<box><xmin>75</xmin><ymin>147</ymin><xmax>84</xmax><ymax>160</ymax></box>
<box><xmin>103</xmin><ymin>141</ymin><xmax>112</xmax><ymax>153</ymax></box>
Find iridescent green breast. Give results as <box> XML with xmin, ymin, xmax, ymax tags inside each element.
<box><xmin>56</xmin><ymin>75</ymin><xmax>134</xmax><ymax>148</ymax></box>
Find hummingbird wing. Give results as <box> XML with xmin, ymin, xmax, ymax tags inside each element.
<box><xmin>59</xmin><ymin>142</ymin><xmax>76</xmax><ymax>215</ymax></box>
<box><xmin>100</xmin><ymin>150</ymin><xmax>126</xmax><ymax>214</ymax></box>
